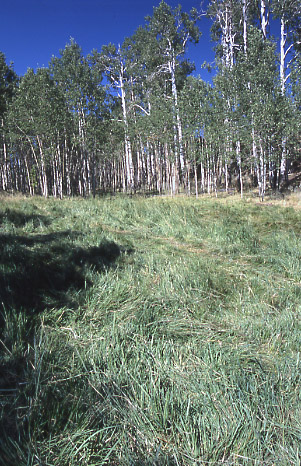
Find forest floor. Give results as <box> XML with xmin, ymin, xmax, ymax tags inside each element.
<box><xmin>0</xmin><ymin>193</ymin><xmax>300</xmax><ymax>465</ymax></box>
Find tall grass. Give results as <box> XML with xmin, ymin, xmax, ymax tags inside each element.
<box><xmin>0</xmin><ymin>194</ymin><xmax>300</xmax><ymax>465</ymax></box>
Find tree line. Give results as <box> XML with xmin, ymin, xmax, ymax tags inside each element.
<box><xmin>0</xmin><ymin>0</ymin><xmax>300</xmax><ymax>199</ymax></box>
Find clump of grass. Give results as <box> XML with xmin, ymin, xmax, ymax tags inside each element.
<box><xmin>0</xmin><ymin>194</ymin><xmax>300</xmax><ymax>465</ymax></box>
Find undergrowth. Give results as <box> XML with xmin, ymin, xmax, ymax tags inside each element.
<box><xmin>0</xmin><ymin>194</ymin><xmax>300</xmax><ymax>465</ymax></box>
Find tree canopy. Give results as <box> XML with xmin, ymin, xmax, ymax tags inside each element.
<box><xmin>0</xmin><ymin>0</ymin><xmax>300</xmax><ymax>198</ymax></box>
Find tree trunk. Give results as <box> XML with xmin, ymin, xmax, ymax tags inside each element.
<box><xmin>258</xmin><ymin>137</ymin><xmax>266</xmax><ymax>201</ymax></box>
<box><xmin>120</xmin><ymin>71</ymin><xmax>134</xmax><ymax>192</ymax></box>
<box><xmin>279</xmin><ymin>16</ymin><xmax>289</xmax><ymax>185</ymax></box>
<box><xmin>260</xmin><ymin>0</ymin><xmax>269</xmax><ymax>39</ymax></box>
<box><xmin>236</xmin><ymin>140</ymin><xmax>243</xmax><ymax>198</ymax></box>
<box><xmin>169</xmin><ymin>55</ymin><xmax>185</xmax><ymax>179</ymax></box>
<box><xmin>36</xmin><ymin>135</ymin><xmax>48</xmax><ymax>197</ymax></box>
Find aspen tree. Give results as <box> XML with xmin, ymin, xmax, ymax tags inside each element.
<box><xmin>51</xmin><ymin>40</ymin><xmax>105</xmax><ymax>197</ymax></box>
<box><xmin>146</xmin><ymin>1</ymin><xmax>200</xmax><ymax>192</ymax></box>
<box><xmin>208</xmin><ymin>0</ymin><xmax>242</xmax><ymax>194</ymax></box>
<box><xmin>92</xmin><ymin>43</ymin><xmax>136</xmax><ymax>192</ymax></box>
<box><xmin>0</xmin><ymin>53</ymin><xmax>17</xmax><ymax>192</ymax></box>
<box><xmin>272</xmin><ymin>0</ymin><xmax>301</xmax><ymax>185</ymax></box>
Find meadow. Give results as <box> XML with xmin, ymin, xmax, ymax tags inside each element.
<box><xmin>0</xmin><ymin>193</ymin><xmax>300</xmax><ymax>465</ymax></box>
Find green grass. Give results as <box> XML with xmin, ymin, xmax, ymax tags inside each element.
<box><xmin>0</xmin><ymin>194</ymin><xmax>300</xmax><ymax>465</ymax></box>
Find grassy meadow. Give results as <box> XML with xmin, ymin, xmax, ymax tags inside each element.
<box><xmin>0</xmin><ymin>193</ymin><xmax>300</xmax><ymax>465</ymax></box>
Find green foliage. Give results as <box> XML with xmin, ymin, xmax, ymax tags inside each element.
<box><xmin>291</xmin><ymin>55</ymin><xmax>301</xmax><ymax>113</ymax></box>
<box><xmin>146</xmin><ymin>1</ymin><xmax>200</xmax><ymax>55</ymax></box>
<box><xmin>0</xmin><ymin>195</ymin><xmax>300</xmax><ymax>465</ymax></box>
<box><xmin>11</xmin><ymin>67</ymin><xmax>67</xmax><ymax>137</ymax></box>
<box><xmin>1</xmin><ymin>0</ymin><xmax>300</xmax><ymax>197</ymax></box>
<box><xmin>0</xmin><ymin>52</ymin><xmax>18</xmax><ymax>119</ymax></box>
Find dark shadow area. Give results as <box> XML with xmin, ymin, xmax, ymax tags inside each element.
<box><xmin>0</xmin><ymin>208</ymin><xmax>52</xmax><ymax>228</ymax></box>
<box><xmin>0</xmin><ymin>228</ymin><xmax>133</xmax><ymax>451</ymax></box>
<box><xmin>0</xmin><ymin>230</ymin><xmax>127</xmax><ymax>317</ymax></box>
<box><xmin>95</xmin><ymin>189</ymin><xmax>162</xmax><ymax>198</ymax></box>
<box><xmin>0</xmin><ymin>229</ymin><xmax>75</xmax><ymax>247</ymax></box>
<box><xmin>281</xmin><ymin>171</ymin><xmax>301</xmax><ymax>194</ymax></box>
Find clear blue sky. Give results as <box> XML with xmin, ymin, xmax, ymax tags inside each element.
<box><xmin>1</xmin><ymin>0</ymin><xmax>214</xmax><ymax>82</ymax></box>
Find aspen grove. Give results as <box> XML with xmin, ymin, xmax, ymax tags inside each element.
<box><xmin>0</xmin><ymin>1</ymin><xmax>300</xmax><ymax>199</ymax></box>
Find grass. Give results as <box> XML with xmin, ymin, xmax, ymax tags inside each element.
<box><xmin>0</xmin><ymin>193</ymin><xmax>300</xmax><ymax>465</ymax></box>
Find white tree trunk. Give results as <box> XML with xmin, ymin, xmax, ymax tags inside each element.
<box><xmin>260</xmin><ymin>0</ymin><xmax>269</xmax><ymax>39</ymax></box>
<box><xmin>120</xmin><ymin>71</ymin><xmax>134</xmax><ymax>191</ymax></box>
<box><xmin>169</xmin><ymin>55</ymin><xmax>185</xmax><ymax>176</ymax></box>
<box><xmin>236</xmin><ymin>140</ymin><xmax>243</xmax><ymax>198</ymax></box>
<box><xmin>242</xmin><ymin>0</ymin><xmax>248</xmax><ymax>55</ymax></box>
<box><xmin>279</xmin><ymin>15</ymin><xmax>290</xmax><ymax>184</ymax></box>
<box><xmin>36</xmin><ymin>135</ymin><xmax>48</xmax><ymax>197</ymax></box>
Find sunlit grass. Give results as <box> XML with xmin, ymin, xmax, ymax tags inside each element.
<box><xmin>0</xmin><ymin>194</ymin><xmax>300</xmax><ymax>465</ymax></box>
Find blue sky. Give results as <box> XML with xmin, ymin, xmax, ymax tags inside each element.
<box><xmin>1</xmin><ymin>0</ymin><xmax>214</xmax><ymax>82</ymax></box>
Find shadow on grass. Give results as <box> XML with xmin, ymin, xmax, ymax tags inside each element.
<box><xmin>0</xmin><ymin>230</ymin><xmax>126</xmax><ymax>317</ymax></box>
<box><xmin>0</xmin><ymin>228</ymin><xmax>132</xmax><ymax>445</ymax></box>
<box><xmin>0</xmin><ymin>208</ymin><xmax>52</xmax><ymax>228</ymax></box>
<box><xmin>0</xmin><ymin>208</ymin><xmax>136</xmax><ymax>461</ymax></box>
